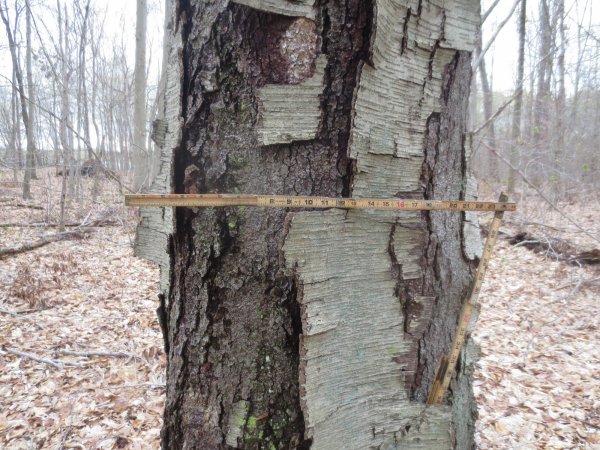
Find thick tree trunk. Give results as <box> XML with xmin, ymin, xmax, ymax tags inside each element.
<box><xmin>137</xmin><ymin>1</ymin><xmax>481</xmax><ymax>449</ymax></box>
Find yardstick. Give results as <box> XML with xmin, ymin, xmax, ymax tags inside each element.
<box><xmin>126</xmin><ymin>191</ymin><xmax>513</xmax><ymax>404</ymax></box>
<box><xmin>426</xmin><ymin>193</ymin><xmax>508</xmax><ymax>405</ymax></box>
<box><xmin>125</xmin><ymin>193</ymin><xmax>516</xmax><ymax>212</ymax></box>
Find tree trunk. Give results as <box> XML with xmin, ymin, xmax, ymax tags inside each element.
<box><xmin>132</xmin><ymin>0</ymin><xmax>148</xmax><ymax>191</ymax></box>
<box><xmin>1</xmin><ymin>0</ymin><xmax>34</xmax><ymax>199</ymax></box>
<box><xmin>553</xmin><ymin>0</ymin><xmax>565</xmax><ymax>197</ymax></box>
<box><xmin>137</xmin><ymin>1</ymin><xmax>481</xmax><ymax>448</ymax></box>
<box><xmin>508</xmin><ymin>0</ymin><xmax>527</xmax><ymax>193</ymax></box>
<box><xmin>533</xmin><ymin>0</ymin><xmax>555</xmax><ymax>154</ymax></box>
<box><xmin>57</xmin><ymin>0</ymin><xmax>71</xmax><ymax>231</ymax></box>
<box><xmin>10</xmin><ymin>68</ymin><xmax>20</xmax><ymax>181</ymax></box>
<box><xmin>25</xmin><ymin>0</ymin><xmax>37</xmax><ymax>181</ymax></box>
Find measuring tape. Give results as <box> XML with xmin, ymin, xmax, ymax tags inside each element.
<box><xmin>426</xmin><ymin>193</ymin><xmax>507</xmax><ymax>404</ymax></box>
<box><xmin>126</xmin><ymin>192</ymin><xmax>512</xmax><ymax>403</ymax></box>
<box><xmin>125</xmin><ymin>193</ymin><xmax>516</xmax><ymax>211</ymax></box>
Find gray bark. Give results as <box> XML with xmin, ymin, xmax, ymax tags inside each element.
<box><xmin>137</xmin><ymin>1</ymin><xmax>481</xmax><ymax>448</ymax></box>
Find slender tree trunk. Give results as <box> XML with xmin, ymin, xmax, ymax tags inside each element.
<box><xmin>508</xmin><ymin>0</ymin><xmax>527</xmax><ymax>193</ymax></box>
<box><xmin>533</xmin><ymin>0</ymin><xmax>555</xmax><ymax>183</ymax></box>
<box><xmin>554</xmin><ymin>0</ymin><xmax>565</xmax><ymax>197</ymax></box>
<box><xmin>25</xmin><ymin>0</ymin><xmax>37</xmax><ymax>181</ymax></box>
<box><xmin>77</xmin><ymin>0</ymin><xmax>93</xmax><ymax>160</ymax></box>
<box><xmin>1</xmin><ymin>1</ymin><xmax>34</xmax><ymax>199</ymax></box>
<box><xmin>58</xmin><ymin>0</ymin><xmax>71</xmax><ymax>231</ymax></box>
<box><xmin>132</xmin><ymin>0</ymin><xmax>147</xmax><ymax>191</ymax></box>
<box><xmin>138</xmin><ymin>1</ymin><xmax>481</xmax><ymax>448</ymax></box>
<box><xmin>10</xmin><ymin>69</ymin><xmax>20</xmax><ymax>181</ymax></box>
<box><xmin>475</xmin><ymin>25</ymin><xmax>497</xmax><ymax>181</ymax></box>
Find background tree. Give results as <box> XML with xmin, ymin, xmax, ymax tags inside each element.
<box><xmin>1</xmin><ymin>0</ymin><xmax>35</xmax><ymax>199</ymax></box>
<box><xmin>508</xmin><ymin>0</ymin><xmax>527</xmax><ymax>193</ymax></box>
<box><xmin>137</xmin><ymin>0</ymin><xmax>482</xmax><ymax>448</ymax></box>
<box><xmin>472</xmin><ymin>0</ymin><xmax>599</xmax><ymax>200</ymax></box>
<box><xmin>132</xmin><ymin>0</ymin><xmax>147</xmax><ymax>191</ymax></box>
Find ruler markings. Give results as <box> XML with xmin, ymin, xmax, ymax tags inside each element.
<box><xmin>126</xmin><ymin>192</ymin><xmax>512</xmax><ymax>404</ymax></box>
<box><xmin>125</xmin><ymin>194</ymin><xmax>516</xmax><ymax>211</ymax></box>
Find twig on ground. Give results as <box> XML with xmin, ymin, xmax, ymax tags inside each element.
<box><xmin>506</xmin><ymin>219</ymin><xmax>566</xmax><ymax>232</ymax></box>
<box><xmin>0</xmin><ymin>347</ymin><xmax>84</xmax><ymax>369</ymax></box>
<box><xmin>49</xmin><ymin>349</ymin><xmax>139</xmax><ymax>360</ymax></box>
<box><xmin>0</xmin><ymin>229</ymin><xmax>90</xmax><ymax>259</ymax></box>
<box><xmin>103</xmin><ymin>383</ymin><xmax>166</xmax><ymax>390</ymax></box>
<box><xmin>4</xmin><ymin>202</ymin><xmax>44</xmax><ymax>210</ymax></box>
<box><xmin>0</xmin><ymin>307</ymin><xmax>42</xmax><ymax>321</ymax></box>
<box><xmin>0</xmin><ymin>220</ymin><xmax>118</xmax><ymax>228</ymax></box>
<box><xmin>553</xmin><ymin>276</ymin><xmax>600</xmax><ymax>291</ymax></box>
<box><xmin>0</xmin><ymin>306</ymin><xmax>20</xmax><ymax>317</ymax></box>
<box><xmin>58</xmin><ymin>425</ymin><xmax>73</xmax><ymax>450</ymax></box>
<box><xmin>512</xmin><ymin>239</ymin><xmax>541</xmax><ymax>249</ymax></box>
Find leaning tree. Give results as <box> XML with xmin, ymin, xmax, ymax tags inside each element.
<box><xmin>137</xmin><ymin>0</ymin><xmax>482</xmax><ymax>448</ymax></box>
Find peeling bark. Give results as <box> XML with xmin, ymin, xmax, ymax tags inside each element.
<box><xmin>138</xmin><ymin>0</ymin><xmax>481</xmax><ymax>448</ymax></box>
<box><xmin>284</xmin><ymin>1</ymin><xmax>479</xmax><ymax>447</ymax></box>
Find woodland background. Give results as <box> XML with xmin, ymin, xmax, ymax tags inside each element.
<box><xmin>0</xmin><ymin>0</ymin><xmax>598</xmax><ymax>448</ymax></box>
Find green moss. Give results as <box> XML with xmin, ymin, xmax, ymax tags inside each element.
<box><xmin>386</xmin><ymin>346</ymin><xmax>400</xmax><ymax>356</ymax></box>
<box><xmin>228</xmin><ymin>154</ymin><xmax>247</xmax><ymax>170</ymax></box>
<box><xmin>246</xmin><ymin>415</ymin><xmax>258</xmax><ymax>432</ymax></box>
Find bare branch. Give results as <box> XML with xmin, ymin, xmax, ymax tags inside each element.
<box><xmin>472</xmin><ymin>0</ymin><xmax>521</xmax><ymax>70</ymax></box>
<box><xmin>483</xmin><ymin>142</ymin><xmax>600</xmax><ymax>245</ymax></box>
<box><xmin>482</xmin><ymin>0</ymin><xmax>502</xmax><ymax>24</ymax></box>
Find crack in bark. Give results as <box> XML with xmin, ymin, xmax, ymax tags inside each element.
<box><xmin>165</xmin><ymin>1</ymin><xmax>375</xmax><ymax>448</ymax></box>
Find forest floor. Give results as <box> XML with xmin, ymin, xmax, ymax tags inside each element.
<box><xmin>0</xmin><ymin>169</ymin><xmax>598</xmax><ymax>449</ymax></box>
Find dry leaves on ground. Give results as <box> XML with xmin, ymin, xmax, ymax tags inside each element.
<box><xmin>1</xmin><ymin>171</ymin><xmax>599</xmax><ymax>449</ymax></box>
<box><xmin>0</xmin><ymin>171</ymin><xmax>163</xmax><ymax>449</ymax></box>
<box><xmin>474</xmin><ymin>194</ymin><xmax>600</xmax><ymax>449</ymax></box>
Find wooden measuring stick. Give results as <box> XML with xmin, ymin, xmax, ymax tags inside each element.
<box><xmin>125</xmin><ymin>193</ymin><xmax>516</xmax><ymax>212</ymax></box>
<box><xmin>427</xmin><ymin>193</ymin><xmax>508</xmax><ymax>404</ymax></box>
<box><xmin>126</xmin><ymin>191</ymin><xmax>512</xmax><ymax>404</ymax></box>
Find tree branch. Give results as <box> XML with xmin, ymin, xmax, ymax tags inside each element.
<box><xmin>483</xmin><ymin>142</ymin><xmax>600</xmax><ymax>245</ymax></box>
<box><xmin>473</xmin><ymin>0</ymin><xmax>521</xmax><ymax>70</ymax></box>
<box><xmin>1</xmin><ymin>346</ymin><xmax>83</xmax><ymax>369</ymax></box>
<box><xmin>482</xmin><ymin>0</ymin><xmax>502</xmax><ymax>24</ymax></box>
<box><xmin>0</xmin><ymin>229</ymin><xmax>90</xmax><ymax>259</ymax></box>
<box><xmin>0</xmin><ymin>73</ymin><xmax>133</xmax><ymax>193</ymax></box>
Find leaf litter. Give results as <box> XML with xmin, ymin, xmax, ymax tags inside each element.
<box><xmin>1</xmin><ymin>171</ymin><xmax>599</xmax><ymax>448</ymax></box>
<box><xmin>1</xmin><ymin>171</ymin><xmax>163</xmax><ymax>449</ymax></box>
<box><xmin>473</xmin><ymin>192</ymin><xmax>600</xmax><ymax>449</ymax></box>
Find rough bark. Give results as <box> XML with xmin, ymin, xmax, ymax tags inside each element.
<box><xmin>137</xmin><ymin>1</ymin><xmax>480</xmax><ymax>449</ymax></box>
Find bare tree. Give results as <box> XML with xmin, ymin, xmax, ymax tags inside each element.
<box><xmin>25</xmin><ymin>0</ymin><xmax>36</xmax><ymax>180</ymax></box>
<box><xmin>1</xmin><ymin>0</ymin><xmax>35</xmax><ymax>199</ymax></box>
<box><xmin>508</xmin><ymin>0</ymin><xmax>527</xmax><ymax>193</ymax></box>
<box><xmin>57</xmin><ymin>0</ymin><xmax>72</xmax><ymax>230</ymax></box>
<box><xmin>132</xmin><ymin>0</ymin><xmax>147</xmax><ymax>191</ymax></box>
